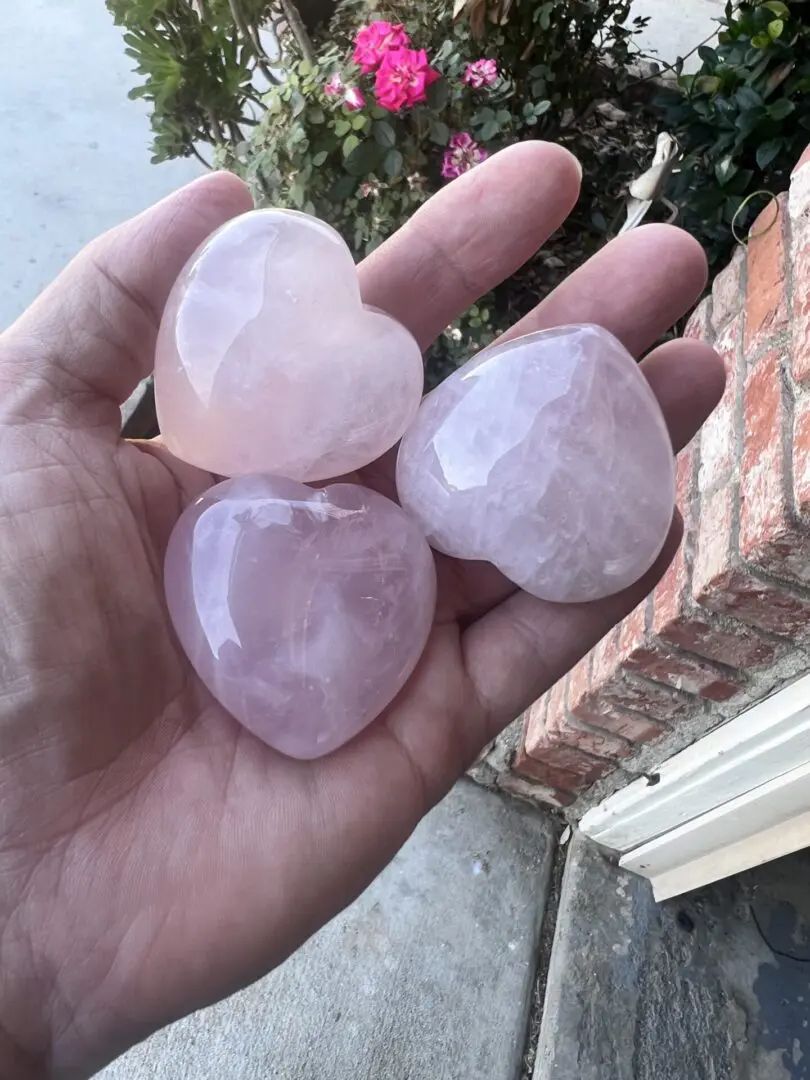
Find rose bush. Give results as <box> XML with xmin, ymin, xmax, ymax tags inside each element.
<box><xmin>113</xmin><ymin>0</ymin><xmax>651</xmax><ymax>381</ymax></box>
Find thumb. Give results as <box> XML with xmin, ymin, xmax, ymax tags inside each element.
<box><xmin>0</xmin><ymin>171</ymin><xmax>253</xmax><ymax>428</ymax></box>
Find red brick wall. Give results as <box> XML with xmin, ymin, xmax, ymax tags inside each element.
<box><xmin>512</xmin><ymin>146</ymin><xmax>810</xmax><ymax>808</ymax></box>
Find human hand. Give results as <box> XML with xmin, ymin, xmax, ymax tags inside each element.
<box><xmin>0</xmin><ymin>142</ymin><xmax>723</xmax><ymax>1079</ymax></box>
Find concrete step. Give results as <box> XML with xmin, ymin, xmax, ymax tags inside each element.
<box><xmin>97</xmin><ymin>781</ymin><xmax>557</xmax><ymax>1080</ymax></box>
<box><xmin>534</xmin><ymin>831</ymin><xmax>810</xmax><ymax>1080</ymax></box>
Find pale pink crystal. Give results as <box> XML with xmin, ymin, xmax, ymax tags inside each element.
<box><xmin>396</xmin><ymin>324</ymin><xmax>675</xmax><ymax>603</ymax></box>
<box><xmin>154</xmin><ymin>209</ymin><xmax>423</xmax><ymax>482</ymax></box>
<box><xmin>164</xmin><ymin>476</ymin><xmax>436</xmax><ymax>758</ymax></box>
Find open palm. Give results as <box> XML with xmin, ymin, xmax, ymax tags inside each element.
<box><xmin>0</xmin><ymin>144</ymin><xmax>723</xmax><ymax>1079</ymax></box>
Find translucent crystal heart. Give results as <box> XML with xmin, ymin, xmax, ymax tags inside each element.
<box><xmin>396</xmin><ymin>324</ymin><xmax>675</xmax><ymax>603</ymax></box>
<box><xmin>154</xmin><ymin>209</ymin><xmax>423</xmax><ymax>482</ymax></box>
<box><xmin>164</xmin><ymin>476</ymin><xmax>437</xmax><ymax>758</ymax></box>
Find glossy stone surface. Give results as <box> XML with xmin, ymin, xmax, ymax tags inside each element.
<box><xmin>396</xmin><ymin>324</ymin><xmax>675</xmax><ymax>604</ymax></box>
<box><xmin>155</xmin><ymin>209</ymin><xmax>423</xmax><ymax>482</ymax></box>
<box><xmin>165</xmin><ymin>476</ymin><xmax>437</xmax><ymax>758</ymax></box>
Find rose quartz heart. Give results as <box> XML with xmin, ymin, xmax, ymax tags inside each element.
<box><xmin>154</xmin><ymin>209</ymin><xmax>423</xmax><ymax>482</ymax></box>
<box><xmin>164</xmin><ymin>475</ymin><xmax>437</xmax><ymax>758</ymax></box>
<box><xmin>396</xmin><ymin>324</ymin><xmax>676</xmax><ymax>603</ymax></box>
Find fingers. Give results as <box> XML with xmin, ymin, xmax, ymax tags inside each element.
<box><xmin>358</xmin><ymin>142</ymin><xmax>582</xmax><ymax>350</ymax></box>
<box><xmin>1</xmin><ymin>172</ymin><xmax>253</xmax><ymax>424</ymax></box>
<box><xmin>640</xmin><ymin>338</ymin><xmax>726</xmax><ymax>452</ymax></box>
<box><xmin>463</xmin><ymin>516</ymin><xmax>684</xmax><ymax>740</ymax></box>
<box><xmin>495</xmin><ymin>223</ymin><xmax>708</xmax><ymax>355</ymax></box>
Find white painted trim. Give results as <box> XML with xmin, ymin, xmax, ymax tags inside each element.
<box><xmin>646</xmin><ymin>808</ymin><xmax>810</xmax><ymax>902</ymax></box>
<box><xmin>580</xmin><ymin>670</ymin><xmax>810</xmax><ymax>853</ymax></box>
<box><xmin>620</xmin><ymin>759</ymin><xmax>810</xmax><ymax>898</ymax></box>
<box><xmin>578</xmin><ymin>669</ymin><xmax>810</xmax><ymax>900</ymax></box>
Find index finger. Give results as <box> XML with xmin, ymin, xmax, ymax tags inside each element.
<box><xmin>358</xmin><ymin>141</ymin><xmax>582</xmax><ymax>351</ymax></box>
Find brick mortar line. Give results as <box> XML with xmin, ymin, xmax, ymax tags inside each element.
<box><xmin>619</xmin><ymin>667</ymin><xmax>712</xmax><ymax>713</ymax></box>
<box><xmin>579</xmin><ymin>695</ymin><xmax>676</xmax><ymax>732</ymax></box>
<box><xmin>777</xmin><ymin>195</ymin><xmax>802</xmax><ymax>549</ymax></box>
<box><xmin>642</xmin><ymin>632</ymin><xmax>749</xmax><ymax>683</ymax></box>
<box><xmin>562</xmin><ymin>676</ymin><xmax>637</xmax><ymax>751</ymax></box>
<box><xmin>728</xmin><ymin>241</ymin><xmax>748</xmax><ymax>570</ymax></box>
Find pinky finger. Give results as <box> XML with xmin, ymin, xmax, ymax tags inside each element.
<box><xmin>461</xmin><ymin>517</ymin><xmax>684</xmax><ymax>740</ymax></box>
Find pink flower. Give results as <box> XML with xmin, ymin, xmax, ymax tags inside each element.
<box><xmin>463</xmin><ymin>58</ymin><xmax>498</xmax><ymax>88</ymax></box>
<box><xmin>343</xmin><ymin>86</ymin><xmax>365</xmax><ymax>111</ymax></box>
<box><xmin>324</xmin><ymin>73</ymin><xmax>344</xmax><ymax>96</ymax></box>
<box><xmin>375</xmin><ymin>48</ymin><xmax>440</xmax><ymax>112</ymax></box>
<box><xmin>352</xmin><ymin>22</ymin><xmax>410</xmax><ymax>74</ymax></box>
<box><xmin>441</xmin><ymin>132</ymin><xmax>488</xmax><ymax>179</ymax></box>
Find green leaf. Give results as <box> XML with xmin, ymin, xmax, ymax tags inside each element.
<box><xmin>334</xmin><ymin>118</ymin><xmax>351</xmax><ymax>137</ymax></box>
<box><xmin>312</xmin><ymin>150</ymin><xmax>329</xmax><ymax>166</ymax></box>
<box><xmin>342</xmin><ymin>133</ymin><xmax>360</xmax><ymax>158</ymax></box>
<box><xmin>763</xmin><ymin>0</ymin><xmax>789</xmax><ymax>17</ymax></box>
<box><xmin>714</xmin><ymin>156</ymin><xmax>738</xmax><ymax>187</ymax></box>
<box><xmin>534</xmin><ymin>100</ymin><xmax>551</xmax><ymax>117</ymax></box>
<box><xmin>756</xmin><ymin>137</ymin><xmax>784</xmax><ymax>169</ymax></box>
<box><xmin>372</xmin><ymin>120</ymin><xmax>396</xmax><ymax>147</ymax></box>
<box><xmin>351</xmin><ymin>114</ymin><xmax>368</xmax><ymax>131</ymax></box>
<box><xmin>331</xmin><ymin>174</ymin><xmax>357</xmax><ymax>200</ymax></box>
<box><xmin>769</xmin><ymin>97</ymin><xmax>795</xmax><ymax>120</ymax></box>
<box><xmin>290</xmin><ymin>90</ymin><xmax>306</xmax><ymax>118</ymax></box>
<box><xmin>531</xmin><ymin>78</ymin><xmax>547</xmax><ymax>97</ymax></box>
<box><xmin>426</xmin><ymin>78</ymin><xmax>449</xmax><ymax>111</ymax></box>
<box><xmin>591</xmin><ymin>210</ymin><xmax>608</xmax><ymax>233</ymax></box>
<box><xmin>768</xmin><ymin>18</ymin><xmax>785</xmax><ymax>39</ymax></box>
<box><xmin>751</xmin><ymin>32</ymin><xmax>772</xmax><ymax>48</ymax></box>
<box><xmin>383</xmin><ymin>148</ymin><xmax>404</xmax><ymax>178</ymax></box>
<box><xmin>735</xmin><ymin>86</ymin><xmax>764</xmax><ymax>109</ymax></box>
<box><xmin>429</xmin><ymin>120</ymin><xmax>450</xmax><ymax>146</ymax></box>
<box><xmin>344</xmin><ymin>139</ymin><xmax>384</xmax><ymax>176</ymax></box>
<box><xmin>693</xmin><ymin>75</ymin><xmax>722</xmax><ymax>95</ymax></box>
<box><xmin>306</xmin><ymin>106</ymin><xmax>325</xmax><ymax>124</ymax></box>
<box><xmin>479</xmin><ymin>119</ymin><xmax>500</xmax><ymax>141</ymax></box>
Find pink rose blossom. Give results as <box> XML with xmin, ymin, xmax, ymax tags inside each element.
<box><xmin>343</xmin><ymin>86</ymin><xmax>366</xmax><ymax>111</ymax></box>
<box><xmin>441</xmin><ymin>132</ymin><xmax>488</xmax><ymax>179</ymax></box>
<box><xmin>463</xmin><ymin>58</ymin><xmax>498</xmax><ymax>88</ymax></box>
<box><xmin>324</xmin><ymin>73</ymin><xmax>344</xmax><ymax>96</ymax></box>
<box><xmin>374</xmin><ymin>47</ymin><xmax>441</xmax><ymax>112</ymax></box>
<box><xmin>352</xmin><ymin>22</ymin><xmax>410</xmax><ymax>73</ymax></box>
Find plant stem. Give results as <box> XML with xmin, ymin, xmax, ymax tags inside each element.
<box><xmin>190</xmin><ymin>144</ymin><xmax>213</xmax><ymax>169</ymax></box>
<box><xmin>628</xmin><ymin>28</ymin><xmax>718</xmax><ymax>87</ymax></box>
<box><xmin>207</xmin><ymin>107</ymin><xmax>224</xmax><ymax>144</ymax></box>
<box><xmin>228</xmin><ymin>0</ymin><xmax>281</xmax><ymax>85</ymax></box>
<box><xmin>280</xmin><ymin>0</ymin><xmax>316</xmax><ymax>66</ymax></box>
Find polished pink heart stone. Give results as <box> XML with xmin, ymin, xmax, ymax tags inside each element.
<box><xmin>154</xmin><ymin>209</ymin><xmax>423</xmax><ymax>482</ymax></box>
<box><xmin>164</xmin><ymin>476</ymin><xmax>437</xmax><ymax>758</ymax></box>
<box><xmin>396</xmin><ymin>324</ymin><xmax>675</xmax><ymax>603</ymax></box>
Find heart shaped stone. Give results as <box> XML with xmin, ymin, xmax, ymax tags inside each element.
<box><xmin>155</xmin><ymin>210</ymin><xmax>423</xmax><ymax>482</ymax></box>
<box><xmin>164</xmin><ymin>476</ymin><xmax>437</xmax><ymax>758</ymax></box>
<box><xmin>396</xmin><ymin>324</ymin><xmax>675</xmax><ymax>604</ymax></box>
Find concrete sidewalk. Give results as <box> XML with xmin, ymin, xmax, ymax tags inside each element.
<box><xmin>0</xmin><ymin>0</ymin><xmax>200</xmax><ymax>332</ymax></box>
<box><xmin>96</xmin><ymin>783</ymin><xmax>557</xmax><ymax>1080</ymax></box>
